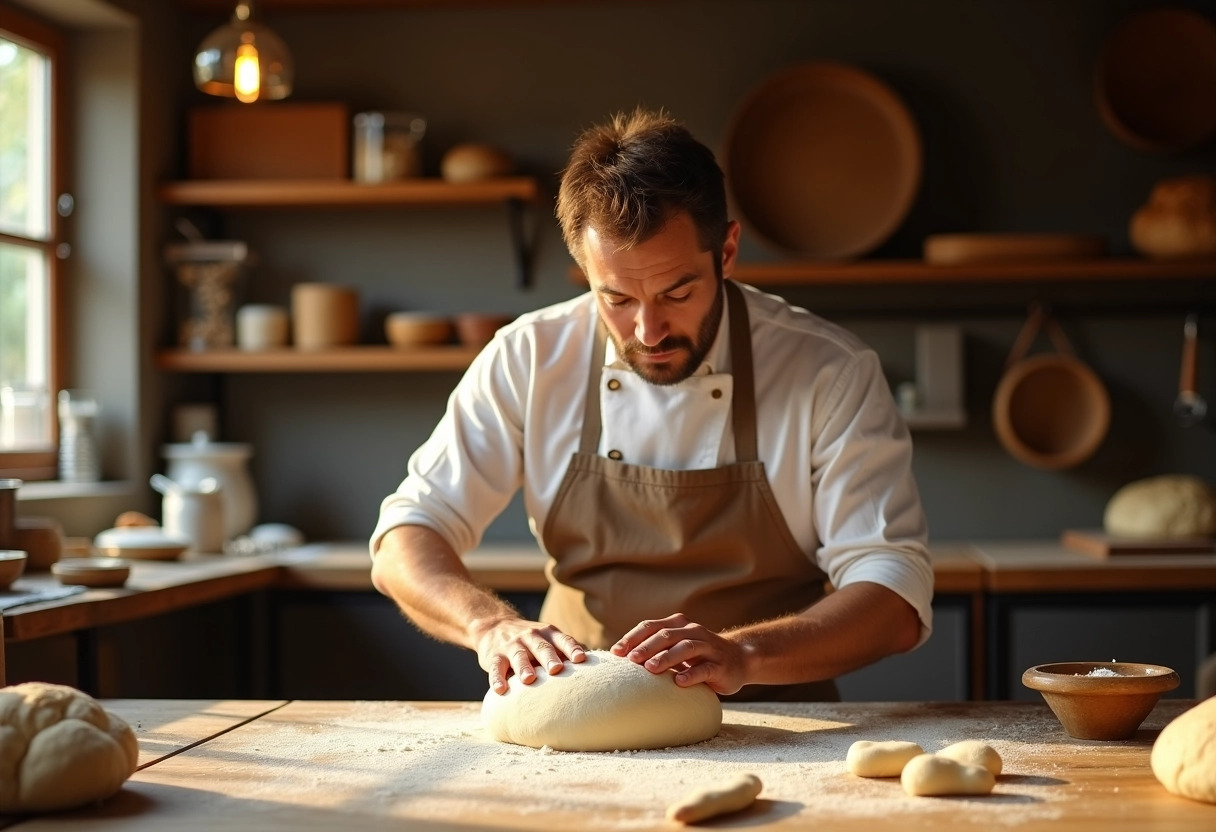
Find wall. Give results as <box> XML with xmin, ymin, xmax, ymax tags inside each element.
<box><xmin>158</xmin><ymin>0</ymin><xmax>1216</xmax><ymax>545</ymax></box>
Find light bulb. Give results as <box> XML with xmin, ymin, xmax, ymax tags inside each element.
<box><xmin>233</xmin><ymin>42</ymin><xmax>260</xmax><ymax>103</ymax></box>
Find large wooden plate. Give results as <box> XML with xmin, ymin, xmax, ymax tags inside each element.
<box><xmin>725</xmin><ymin>61</ymin><xmax>922</xmax><ymax>259</ymax></box>
<box><xmin>1095</xmin><ymin>8</ymin><xmax>1216</xmax><ymax>153</ymax></box>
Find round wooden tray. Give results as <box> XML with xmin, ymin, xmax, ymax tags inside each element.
<box><xmin>725</xmin><ymin>61</ymin><xmax>921</xmax><ymax>259</ymax></box>
<box><xmin>1095</xmin><ymin>8</ymin><xmax>1216</xmax><ymax>153</ymax></box>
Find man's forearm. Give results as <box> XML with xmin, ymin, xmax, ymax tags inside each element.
<box><xmin>724</xmin><ymin>582</ymin><xmax>922</xmax><ymax>686</ymax></box>
<box><xmin>371</xmin><ymin>524</ymin><xmax>518</xmax><ymax>650</ymax></box>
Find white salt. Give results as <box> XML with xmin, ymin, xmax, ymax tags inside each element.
<box><xmin>1081</xmin><ymin>668</ymin><xmax>1121</xmax><ymax>677</ymax></box>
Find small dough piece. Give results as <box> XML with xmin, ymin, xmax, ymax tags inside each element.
<box><xmin>936</xmin><ymin>740</ymin><xmax>1003</xmax><ymax>776</ymax></box>
<box><xmin>0</xmin><ymin>682</ymin><xmax>138</xmax><ymax>812</ymax></box>
<box><xmin>901</xmin><ymin>753</ymin><xmax>995</xmax><ymax>797</ymax></box>
<box><xmin>481</xmin><ymin>650</ymin><xmax>721</xmax><ymax>751</ymax></box>
<box><xmin>1151</xmin><ymin>696</ymin><xmax>1216</xmax><ymax>804</ymax></box>
<box><xmin>666</xmin><ymin>773</ymin><xmax>763</xmax><ymax>824</ymax></box>
<box><xmin>846</xmin><ymin>740</ymin><xmax>925</xmax><ymax>777</ymax></box>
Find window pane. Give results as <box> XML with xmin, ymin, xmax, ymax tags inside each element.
<box><xmin>0</xmin><ymin>241</ymin><xmax>51</xmax><ymax>450</ymax></box>
<box><xmin>0</xmin><ymin>35</ymin><xmax>50</xmax><ymax>240</ymax></box>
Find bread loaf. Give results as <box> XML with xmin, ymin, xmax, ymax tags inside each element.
<box><xmin>1129</xmin><ymin>176</ymin><xmax>1216</xmax><ymax>259</ymax></box>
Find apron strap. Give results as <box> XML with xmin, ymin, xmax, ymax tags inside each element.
<box><xmin>580</xmin><ymin>314</ymin><xmax>609</xmax><ymax>454</ymax></box>
<box><xmin>580</xmin><ymin>279</ymin><xmax>759</xmax><ymax>461</ymax></box>
<box><xmin>724</xmin><ymin>280</ymin><xmax>758</xmax><ymax>462</ymax></box>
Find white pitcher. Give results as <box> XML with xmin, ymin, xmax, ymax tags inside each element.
<box><xmin>162</xmin><ymin>481</ymin><xmax>225</xmax><ymax>554</ymax></box>
<box><xmin>162</xmin><ymin>432</ymin><xmax>257</xmax><ymax>539</ymax></box>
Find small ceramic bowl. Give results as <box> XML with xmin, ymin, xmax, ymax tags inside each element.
<box><xmin>52</xmin><ymin>558</ymin><xmax>131</xmax><ymax>588</ymax></box>
<box><xmin>1022</xmin><ymin>661</ymin><xmax>1181</xmax><ymax>740</ymax></box>
<box><xmin>0</xmin><ymin>550</ymin><xmax>28</xmax><ymax>590</ymax></box>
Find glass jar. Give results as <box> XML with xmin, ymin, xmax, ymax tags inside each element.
<box><xmin>57</xmin><ymin>390</ymin><xmax>101</xmax><ymax>483</ymax></box>
<box><xmin>353</xmin><ymin>112</ymin><xmax>426</xmax><ymax>182</ymax></box>
<box><xmin>165</xmin><ymin>241</ymin><xmax>253</xmax><ymax>351</ymax></box>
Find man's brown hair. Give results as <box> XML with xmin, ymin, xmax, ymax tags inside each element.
<box><xmin>556</xmin><ymin>108</ymin><xmax>728</xmax><ymax>271</ymax></box>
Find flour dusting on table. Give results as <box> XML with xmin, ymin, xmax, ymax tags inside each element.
<box><xmin>136</xmin><ymin>700</ymin><xmax>1187</xmax><ymax>830</ymax></box>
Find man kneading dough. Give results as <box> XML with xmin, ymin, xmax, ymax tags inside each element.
<box><xmin>369</xmin><ymin>108</ymin><xmax>934</xmax><ymax>703</ymax></box>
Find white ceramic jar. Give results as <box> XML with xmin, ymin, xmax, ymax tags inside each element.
<box><xmin>162</xmin><ymin>435</ymin><xmax>257</xmax><ymax>539</ymax></box>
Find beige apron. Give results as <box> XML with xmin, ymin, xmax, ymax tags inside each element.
<box><xmin>539</xmin><ymin>280</ymin><xmax>837</xmax><ymax>701</ymax></box>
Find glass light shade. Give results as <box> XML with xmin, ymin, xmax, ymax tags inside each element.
<box><xmin>193</xmin><ymin>4</ymin><xmax>293</xmax><ymax>103</ymax></box>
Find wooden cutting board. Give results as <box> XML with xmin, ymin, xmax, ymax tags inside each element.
<box><xmin>923</xmin><ymin>233</ymin><xmax>1107</xmax><ymax>264</ymax></box>
<box><xmin>1061</xmin><ymin>528</ymin><xmax>1216</xmax><ymax>556</ymax></box>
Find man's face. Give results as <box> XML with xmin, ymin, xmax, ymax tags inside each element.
<box><xmin>581</xmin><ymin>214</ymin><xmax>740</xmax><ymax>386</ymax></box>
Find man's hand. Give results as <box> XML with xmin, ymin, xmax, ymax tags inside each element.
<box><xmin>611</xmin><ymin>613</ymin><xmax>751</xmax><ymax>696</ymax></box>
<box><xmin>471</xmin><ymin>615</ymin><xmax>587</xmax><ymax>695</ymax></box>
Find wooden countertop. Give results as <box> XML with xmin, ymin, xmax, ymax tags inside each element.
<box><xmin>7</xmin><ymin>698</ymin><xmax>1211</xmax><ymax>831</ymax></box>
<box><xmin>1</xmin><ymin>538</ymin><xmax>1211</xmax><ymax>647</ymax></box>
<box><xmin>967</xmin><ymin>540</ymin><xmax>1216</xmax><ymax>593</ymax></box>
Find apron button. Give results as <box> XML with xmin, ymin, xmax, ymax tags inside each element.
<box><xmin>711</xmin><ymin>388</ymin><xmax>723</xmax><ymax>399</ymax></box>
<box><xmin>607</xmin><ymin>379</ymin><xmax>621</xmax><ymax>391</ymax></box>
<box><xmin>607</xmin><ymin>449</ymin><xmax>623</xmax><ymax>460</ymax></box>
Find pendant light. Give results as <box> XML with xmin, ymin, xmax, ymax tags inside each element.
<box><xmin>193</xmin><ymin>1</ymin><xmax>293</xmax><ymax>104</ymax></box>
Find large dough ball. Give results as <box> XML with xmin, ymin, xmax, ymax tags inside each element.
<box><xmin>1151</xmin><ymin>697</ymin><xmax>1216</xmax><ymax>804</ymax></box>
<box><xmin>1103</xmin><ymin>475</ymin><xmax>1216</xmax><ymax>538</ymax></box>
<box><xmin>481</xmin><ymin>650</ymin><xmax>722</xmax><ymax>751</ymax></box>
<box><xmin>0</xmin><ymin>682</ymin><xmax>138</xmax><ymax>812</ymax></box>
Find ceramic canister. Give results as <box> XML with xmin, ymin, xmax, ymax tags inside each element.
<box><xmin>291</xmin><ymin>283</ymin><xmax>360</xmax><ymax>350</ymax></box>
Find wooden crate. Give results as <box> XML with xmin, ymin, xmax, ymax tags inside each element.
<box><xmin>188</xmin><ymin>102</ymin><xmax>350</xmax><ymax>180</ymax></box>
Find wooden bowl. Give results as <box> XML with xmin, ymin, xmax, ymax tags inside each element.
<box><xmin>992</xmin><ymin>354</ymin><xmax>1110</xmax><ymax>470</ymax></box>
<box><xmin>1095</xmin><ymin>8</ymin><xmax>1216</xmax><ymax>153</ymax></box>
<box><xmin>725</xmin><ymin>61</ymin><xmax>921</xmax><ymax>259</ymax></box>
<box><xmin>52</xmin><ymin>558</ymin><xmax>131</xmax><ymax>588</ymax></box>
<box><xmin>385</xmin><ymin>312</ymin><xmax>453</xmax><ymax>348</ymax></box>
<box><xmin>0</xmin><ymin>550</ymin><xmax>28</xmax><ymax>590</ymax></box>
<box><xmin>455</xmin><ymin>313</ymin><xmax>512</xmax><ymax>348</ymax></box>
<box><xmin>1023</xmin><ymin>661</ymin><xmax>1180</xmax><ymax>740</ymax></box>
<box><xmin>12</xmin><ymin>515</ymin><xmax>64</xmax><ymax>571</ymax></box>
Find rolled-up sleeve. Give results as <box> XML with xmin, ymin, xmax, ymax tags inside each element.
<box><xmin>370</xmin><ymin>334</ymin><xmax>526</xmax><ymax>556</ymax></box>
<box><xmin>810</xmin><ymin>349</ymin><xmax>935</xmax><ymax>646</ymax></box>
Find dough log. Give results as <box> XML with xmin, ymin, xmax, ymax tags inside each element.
<box><xmin>666</xmin><ymin>773</ymin><xmax>763</xmax><ymax>824</ymax></box>
<box><xmin>846</xmin><ymin>740</ymin><xmax>925</xmax><ymax>777</ymax></box>
<box><xmin>901</xmin><ymin>754</ymin><xmax>995</xmax><ymax>797</ymax></box>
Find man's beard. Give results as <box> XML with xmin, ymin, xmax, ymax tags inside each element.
<box><xmin>612</xmin><ymin>281</ymin><xmax>724</xmax><ymax>386</ymax></box>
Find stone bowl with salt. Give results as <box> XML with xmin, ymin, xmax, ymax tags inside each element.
<box><xmin>1022</xmin><ymin>661</ymin><xmax>1180</xmax><ymax>740</ymax></box>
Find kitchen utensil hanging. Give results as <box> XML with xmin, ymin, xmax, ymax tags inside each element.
<box><xmin>1174</xmin><ymin>313</ymin><xmax>1207</xmax><ymax>427</ymax></box>
<box><xmin>992</xmin><ymin>304</ymin><xmax>1110</xmax><ymax>470</ymax></box>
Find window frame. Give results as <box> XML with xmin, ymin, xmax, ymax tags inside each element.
<box><xmin>0</xmin><ymin>5</ymin><xmax>63</xmax><ymax>481</ymax></box>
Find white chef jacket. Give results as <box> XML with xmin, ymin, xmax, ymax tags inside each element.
<box><xmin>371</xmin><ymin>281</ymin><xmax>934</xmax><ymax>643</ymax></box>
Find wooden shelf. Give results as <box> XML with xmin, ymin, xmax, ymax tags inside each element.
<box><xmin>156</xmin><ymin>346</ymin><xmax>483</xmax><ymax>373</ymax></box>
<box><xmin>157</xmin><ymin>177</ymin><xmax>540</xmax><ymax>208</ymax></box>
<box><xmin>569</xmin><ymin>257</ymin><xmax>1216</xmax><ymax>286</ymax></box>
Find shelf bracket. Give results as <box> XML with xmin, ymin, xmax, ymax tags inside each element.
<box><xmin>506</xmin><ymin>197</ymin><xmax>535</xmax><ymax>290</ymax></box>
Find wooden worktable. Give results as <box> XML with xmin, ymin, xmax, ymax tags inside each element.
<box><xmin>7</xmin><ymin>698</ymin><xmax>1211</xmax><ymax>831</ymax></box>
